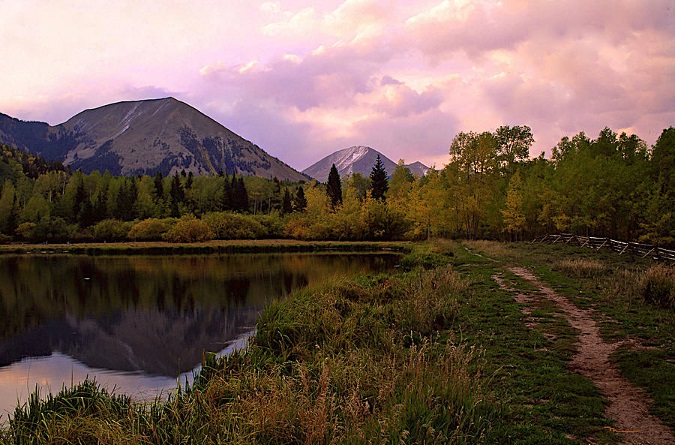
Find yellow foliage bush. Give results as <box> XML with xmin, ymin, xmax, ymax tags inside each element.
<box><xmin>162</xmin><ymin>215</ymin><xmax>214</xmax><ymax>243</ymax></box>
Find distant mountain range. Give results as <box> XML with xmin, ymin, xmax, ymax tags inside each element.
<box><xmin>0</xmin><ymin>98</ymin><xmax>429</xmax><ymax>183</ymax></box>
<box><xmin>303</xmin><ymin>146</ymin><xmax>429</xmax><ymax>182</ymax></box>
<box><xmin>0</xmin><ymin>97</ymin><xmax>307</xmax><ymax>181</ymax></box>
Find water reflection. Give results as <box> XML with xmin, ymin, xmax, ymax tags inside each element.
<box><xmin>0</xmin><ymin>253</ymin><xmax>398</xmax><ymax>416</ymax></box>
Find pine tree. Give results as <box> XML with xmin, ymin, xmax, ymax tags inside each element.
<box><xmin>281</xmin><ymin>188</ymin><xmax>293</xmax><ymax>215</ymax></box>
<box><xmin>326</xmin><ymin>164</ymin><xmax>342</xmax><ymax>208</ymax></box>
<box><xmin>186</xmin><ymin>171</ymin><xmax>194</xmax><ymax>190</ymax></box>
<box><xmin>235</xmin><ymin>177</ymin><xmax>249</xmax><ymax>212</ymax></box>
<box><xmin>169</xmin><ymin>172</ymin><xmax>184</xmax><ymax>217</ymax></box>
<box><xmin>370</xmin><ymin>155</ymin><xmax>389</xmax><ymax>201</ymax></box>
<box><xmin>271</xmin><ymin>178</ymin><xmax>282</xmax><ymax>212</ymax></box>
<box><xmin>116</xmin><ymin>178</ymin><xmax>138</xmax><ymax>221</ymax></box>
<box><xmin>153</xmin><ymin>171</ymin><xmax>164</xmax><ymax>202</ymax></box>
<box><xmin>73</xmin><ymin>178</ymin><xmax>88</xmax><ymax>222</ymax></box>
<box><xmin>222</xmin><ymin>173</ymin><xmax>233</xmax><ymax>211</ymax></box>
<box><xmin>93</xmin><ymin>186</ymin><xmax>108</xmax><ymax>223</ymax></box>
<box><xmin>78</xmin><ymin>198</ymin><xmax>96</xmax><ymax>228</ymax></box>
<box><xmin>293</xmin><ymin>186</ymin><xmax>307</xmax><ymax>212</ymax></box>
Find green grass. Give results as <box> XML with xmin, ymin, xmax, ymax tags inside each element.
<box><xmin>1</xmin><ymin>240</ymin><xmax>671</xmax><ymax>444</ymax></box>
<box><xmin>451</xmin><ymin>245</ymin><xmax>617</xmax><ymax>444</ymax></box>
<box><xmin>463</xmin><ymin>240</ymin><xmax>675</xmax><ymax>433</ymax></box>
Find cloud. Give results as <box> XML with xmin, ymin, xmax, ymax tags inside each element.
<box><xmin>352</xmin><ymin>106</ymin><xmax>459</xmax><ymax>166</ymax></box>
<box><xmin>2</xmin><ymin>0</ymin><xmax>674</xmax><ymax>169</ymax></box>
<box><xmin>406</xmin><ymin>0</ymin><xmax>674</xmax><ymax>59</ymax></box>
<box><xmin>200</xmin><ymin>40</ymin><xmax>391</xmax><ymax>111</ymax></box>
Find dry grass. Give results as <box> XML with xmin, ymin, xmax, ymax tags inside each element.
<box><xmin>462</xmin><ymin>240</ymin><xmax>525</xmax><ymax>262</ymax></box>
<box><xmin>554</xmin><ymin>258</ymin><xmax>608</xmax><ymax>278</ymax></box>
<box><xmin>640</xmin><ymin>264</ymin><xmax>675</xmax><ymax>309</ymax></box>
<box><xmin>600</xmin><ymin>263</ymin><xmax>675</xmax><ymax>309</ymax></box>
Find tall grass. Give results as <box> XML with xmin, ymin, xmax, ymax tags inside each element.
<box><xmin>554</xmin><ymin>258</ymin><xmax>607</xmax><ymax>278</ymax></box>
<box><xmin>1</xmin><ymin>245</ymin><xmax>493</xmax><ymax>444</ymax></box>
<box><xmin>7</xmin><ymin>380</ymin><xmax>143</xmax><ymax>445</ymax></box>
<box><xmin>640</xmin><ymin>264</ymin><xmax>674</xmax><ymax>309</ymax></box>
<box><xmin>599</xmin><ymin>263</ymin><xmax>675</xmax><ymax>310</ymax></box>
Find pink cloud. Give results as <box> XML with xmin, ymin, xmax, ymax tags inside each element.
<box><xmin>1</xmin><ymin>0</ymin><xmax>673</xmax><ymax>171</ymax></box>
<box><xmin>351</xmin><ymin>107</ymin><xmax>459</xmax><ymax>167</ymax></box>
<box><xmin>372</xmin><ymin>80</ymin><xmax>444</xmax><ymax>118</ymax></box>
<box><xmin>200</xmin><ymin>40</ymin><xmax>394</xmax><ymax>111</ymax></box>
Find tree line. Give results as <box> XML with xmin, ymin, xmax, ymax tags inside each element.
<box><xmin>0</xmin><ymin>125</ymin><xmax>673</xmax><ymax>245</ymax></box>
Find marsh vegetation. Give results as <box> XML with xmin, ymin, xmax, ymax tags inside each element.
<box><xmin>0</xmin><ymin>241</ymin><xmax>671</xmax><ymax>444</ymax></box>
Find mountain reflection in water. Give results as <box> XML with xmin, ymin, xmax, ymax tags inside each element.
<box><xmin>0</xmin><ymin>253</ymin><xmax>399</xmax><ymax>414</ymax></box>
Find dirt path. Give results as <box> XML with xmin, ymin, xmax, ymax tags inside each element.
<box><xmin>495</xmin><ymin>266</ymin><xmax>675</xmax><ymax>445</ymax></box>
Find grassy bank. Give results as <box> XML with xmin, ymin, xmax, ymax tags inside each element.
<box><xmin>1</xmin><ymin>240</ymin><xmax>672</xmax><ymax>444</ymax></box>
<box><xmin>0</xmin><ymin>239</ymin><xmax>411</xmax><ymax>256</ymax></box>
<box><xmin>1</xmin><ymin>242</ymin><xmax>493</xmax><ymax>444</ymax></box>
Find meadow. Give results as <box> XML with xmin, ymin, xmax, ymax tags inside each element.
<box><xmin>0</xmin><ymin>240</ymin><xmax>672</xmax><ymax>444</ymax></box>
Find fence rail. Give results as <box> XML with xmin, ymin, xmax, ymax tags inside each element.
<box><xmin>531</xmin><ymin>234</ymin><xmax>675</xmax><ymax>262</ymax></box>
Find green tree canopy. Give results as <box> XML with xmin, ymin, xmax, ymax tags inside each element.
<box><xmin>495</xmin><ymin>125</ymin><xmax>534</xmax><ymax>173</ymax></box>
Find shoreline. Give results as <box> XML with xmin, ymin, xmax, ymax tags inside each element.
<box><xmin>0</xmin><ymin>239</ymin><xmax>412</xmax><ymax>255</ymax></box>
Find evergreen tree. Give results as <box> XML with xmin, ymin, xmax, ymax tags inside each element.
<box><xmin>326</xmin><ymin>164</ymin><xmax>342</xmax><ymax>208</ymax></box>
<box><xmin>93</xmin><ymin>185</ymin><xmax>109</xmax><ymax>223</ymax></box>
<box><xmin>281</xmin><ymin>188</ymin><xmax>293</xmax><ymax>215</ymax></box>
<box><xmin>271</xmin><ymin>178</ymin><xmax>282</xmax><ymax>212</ymax></box>
<box><xmin>0</xmin><ymin>180</ymin><xmax>17</xmax><ymax>234</ymax></box>
<box><xmin>186</xmin><ymin>171</ymin><xmax>194</xmax><ymax>190</ymax></box>
<box><xmin>116</xmin><ymin>178</ymin><xmax>138</xmax><ymax>221</ymax></box>
<box><xmin>78</xmin><ymin>198</ymin><xmax>96</xmax><ymax>228</ymax></box>
<box><xmin>72</xmin><ymin>177</ymin><xmax>88</xmax><ymax>223</ymax></box>
<box><xmin>221</xmin><ymin>173</ymin><xmax>232</xmax><ymax>211</ymax></box>
<box><xmin>293</xmin><ymin>186</ymin><xmax>307</xmax><ymax>212</ymax></box>
<box><xmin>234</xmin><ymin>176</ymin><xmax>249</xmax><ymax>212</ymax></box>
<box><xmin>8</xmin><ymin>194</ymin><xmax>19</xmax><ymax>235</ymax></box>
<box><xmin>169</xmin><ymin>173</ymin><xmax>184</xmax><ymax>217</ymax></box>
<box><xmin>370</xmin><ymin>155</ymin><xmax>389</xmax><ymax>201</ymax></box>
<box><xmin>153</xmin><ymin>171</ymin><xmax>164</xmax><ymax>202</ymax></box>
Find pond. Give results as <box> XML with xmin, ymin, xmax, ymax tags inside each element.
<box><xmin>0</xmin><ymin>252</ymin><xmax>400</xmax><ymax>417</ymax></box>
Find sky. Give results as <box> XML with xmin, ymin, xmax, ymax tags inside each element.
<box><xmin>1</xmin><ymin>0</ymin><xmax>674</xmax><ymax>171</ymax></box>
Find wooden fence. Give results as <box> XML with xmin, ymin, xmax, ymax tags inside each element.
<box><xmin>531</xmin><ymin>234</ymin><xmax>675</xmax><ymax>262</ymax></box>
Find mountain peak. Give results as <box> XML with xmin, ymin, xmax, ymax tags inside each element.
<box><xmin>0</xmin><ymin>98</ymin><xmax>307</xmax><ymax>180</ymax></box>
<box><xmin>303</xmin><ymin>147</ymin><xmax>428</xmax><ymax>182</ymax></box>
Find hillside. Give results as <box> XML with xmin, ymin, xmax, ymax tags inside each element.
<box><xmin>0</xmin><ymin>98</ymin><xmax>307</xmax><ymax>181</ymax></box>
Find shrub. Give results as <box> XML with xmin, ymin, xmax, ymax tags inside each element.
<box><xmin>202</xmin><ymin>212</ymin><xmax>265</xmax><ymax>239</ymax></box>
<box><xmin>640</xmin><ymin>264</ymin><xmax>674</xmax><ymax>309</ymax></box>
<box><xmin>92</xmin><ymin>219</ymin><xmax>131</xmax><ymax>242</ymax></box>
<box><xmin>127</xmin><ymin>218</ymin><xmax>168</xmax><ymax>241</ymax></box>
<box><xmin>252</xmin><ymin>213</ymin><xmax>284</xmax><ymax>238</ymax></box>
<box><xmin>162</xmin><ymin>215</ymin><xmax>214</xmax><ymax>243</ymax></box>
<box><xmin>34</xmin><ymin>217</ymin><xmax>77</xmax><ymax>243</ymax></box>
<box><xmin>72</xmin><ymin>228</ymin><xmax>94</xmax><ymax>242</ymax></box>
<box><xmin>14</xmin><ymin>222</ymin><xmax>36</xmax><ymax>241</ymax></box>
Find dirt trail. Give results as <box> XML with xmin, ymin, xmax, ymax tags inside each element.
<box><xmin>496</xmin><ymin>266</ymin><xmax>675</xmax><ymax>445</ymax></box>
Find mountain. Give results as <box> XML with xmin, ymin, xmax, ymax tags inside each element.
<box><xmin>0</xmin><ymin>98</ymin><xmax>307</xmax><ymax>181</ymax></box>
<box><xmin>302</xmin><ymin>146</ymin><xmax>429</xmax><ymax>182</ymax></box>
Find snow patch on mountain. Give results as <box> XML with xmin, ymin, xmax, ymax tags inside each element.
<box><xmin>303</xmin><ymin>146</ymin><xmax>429</xmax><ymax>182</ymax></box>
